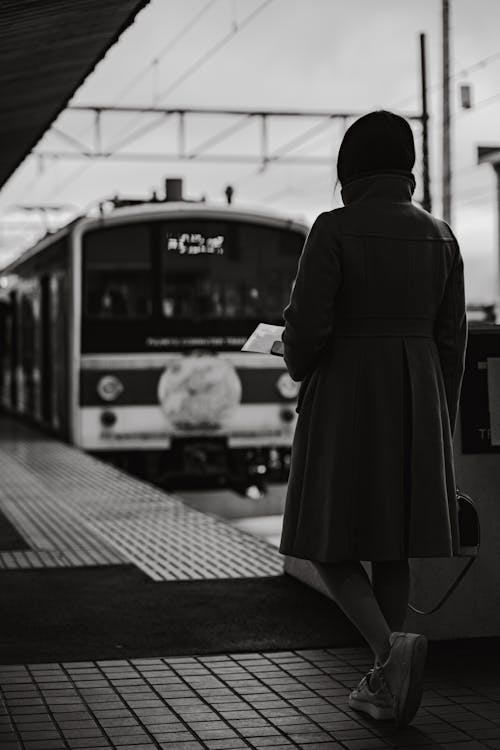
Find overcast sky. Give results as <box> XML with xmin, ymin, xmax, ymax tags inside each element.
<box><xmin>2</xmin><ymin>0</ymin><xmax>500</xmax><ymax>303</ymax></box>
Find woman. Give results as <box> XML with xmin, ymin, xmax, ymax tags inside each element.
<box><xmin>279</xmin><ymin>110</ymin><xmax>467</xmax><ymax>726</ymax></box>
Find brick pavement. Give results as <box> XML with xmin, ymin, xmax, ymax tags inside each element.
<box><xmin>1</xmin><ymin>646</ymin><xmax>499</xmax><ymax>750</ymax></box>
<box><xmin>1</xmin><ymin>421</ymin><xmax>498</xmax><ymax>749</ymax></box>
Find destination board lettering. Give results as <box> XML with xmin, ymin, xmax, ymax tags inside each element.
<box><xmin>166</xmin><ymin>232</ymin><xmax>224</xmax><ymax>255</ymax></box>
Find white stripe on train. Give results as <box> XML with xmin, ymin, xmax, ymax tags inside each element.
<box><xmin>78</xmin><ymin>403</ymin><xmax>296</xmax><ymax>450</ymax></box>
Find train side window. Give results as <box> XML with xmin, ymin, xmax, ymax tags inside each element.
<box><xmin>83</xmin><ymin>224</ymin><xmax>152</xmax><ymax>318</ymax></box>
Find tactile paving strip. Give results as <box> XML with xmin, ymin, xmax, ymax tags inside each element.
<box><xmin>0</xmin><ymin>419</ymin><xmax>282</xmax><ymax>580</ymax></box>
<box><xmin>1</xmin><ymin>646</ymin><xmax>500</xmax><ymax>749</ymax></box>
<box><xmin>0</xmin><ymin>448</ymin><xmax>125</xmax><ymax>569</ymax></box>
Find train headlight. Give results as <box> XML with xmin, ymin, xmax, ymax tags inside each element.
<box><xmin>97</xmin><ymin>375</ymin><xmax>124</xmax><ymax>402</ymax></box>
<box><xmin>276</xmin><ymin>372</ymin><xmax>300</xmax><ymax>400</ymax></box>
<box><xmin>100</xmin><ymin>410</ymin><xmax>117</xmax><ymax>427</ymax></box>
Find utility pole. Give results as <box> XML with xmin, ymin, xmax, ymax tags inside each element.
<box><xmin>442</xmin><ymin>0</ymin><xmax>452</xmax><ymax>222</ymax></box>
<box><xmin>420</xmin><ymin>33</ymin><xmax>431</xmax><ymax>213</ymax></box>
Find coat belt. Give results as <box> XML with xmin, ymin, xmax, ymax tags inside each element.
<box><xmin>333</xmin><ymin>317</ymin><xmax>434</xmax><ymax>337</ymax></box>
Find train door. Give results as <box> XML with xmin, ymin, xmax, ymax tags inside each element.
<box><xmin>0</xmin><ymin>300</ymin><xmax>7</xmax><ymax>405</ymax></box>
<box><xmin>51</xmin><ymin>273</ymin><xmax>69</xmax><ymax>436</ymax></box>
<box><xmin>40</xmin><ymin>275</ymin><xmax>52</xmax><ymax>424</ymax></box>
<box><xmin>9</xmin><ymin>290</ymin><xmax>18</xmax><ymax>410</ymax></box>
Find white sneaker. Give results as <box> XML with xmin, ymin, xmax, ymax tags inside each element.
<box><xmin>377</xmin><ymin>631</ymin><xmax>428</xmax><ymax>727</ymax></box>
<box><xmin>348</xmin><ymin>668</ymin><xmax>395</xmax><ymax>721</ymax></box>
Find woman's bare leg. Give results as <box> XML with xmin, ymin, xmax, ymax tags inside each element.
<box><xmin>371</xmin><ymin>559</ymin><xmax>410</xmax><ymax>666</ymax></box>
<box><xmin>310</xmin><ymin>560</ymin><xmax>391</xmax><ymax>665</ymax></box>
<box><xmin>371</xmin><ymin>559</ymin><xmax>410</xmax><ymax>632</ymax></box>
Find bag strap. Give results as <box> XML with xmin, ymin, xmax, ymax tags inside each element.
<box><xmin>407</xmin><ymin>487</ymin><xmax>479</xmax><ymax>615</ymax></box>
<box><xmin>407</xmin><ymin>556</ymin><xmax>476</xmax><ymax>616</ymax></box>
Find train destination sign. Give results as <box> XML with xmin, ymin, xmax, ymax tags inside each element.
<box><xmin>166</xmin><ymin>232</ymin><xmax>224</xmax><ymax>255</ymax></box>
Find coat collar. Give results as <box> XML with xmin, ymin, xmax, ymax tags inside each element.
<box><xmin>341</xmin><ymin>171</ymin><xmax>416</xmax><ymax>206</ymax></box>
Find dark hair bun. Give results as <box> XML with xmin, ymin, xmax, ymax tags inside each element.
<box><xmin>337</xmin><ymin>110</ymin><xmax>415</xmax><ymax>186</ymax></box>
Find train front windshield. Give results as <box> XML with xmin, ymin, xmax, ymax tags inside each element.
<box><xmin>82</xmin><ymin>218</ymin><xmax>305</xmax><ymax>353</ymax></box>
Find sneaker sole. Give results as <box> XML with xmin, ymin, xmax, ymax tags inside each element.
<box><xmin>395</xmin><ymin>634</ymin><xmax>428</xmax><ymax>727</ymax></box>
<box><xmin>348</xmin><ymin>694</ymin><xmax>394</xmax><ymax>721</ymax></box>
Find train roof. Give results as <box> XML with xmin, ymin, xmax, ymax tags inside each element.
<box><xmin>94</xmin><ymin>200</ymin><xmax>308</xmax><ymax>228</ymax></box>
<box><xmin>1</xmin><ymin>201</ymin><xmax>309</xmax><ymax>274</ymax></box>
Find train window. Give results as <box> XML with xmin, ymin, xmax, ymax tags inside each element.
<box><xmin>83</xmin><ymin>224</ymin><xmax>152</xmax><ymax>318</ymax></box>
<box><xmin>160</xmin><ymin>220</ymin><xmax>302</xmax><ymax>320</ymax></box>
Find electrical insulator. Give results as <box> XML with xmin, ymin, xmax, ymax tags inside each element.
<box><xmin>460</xmin><ymin>83</ymin><xmax>472</xmax><ymax>110</ymax></box>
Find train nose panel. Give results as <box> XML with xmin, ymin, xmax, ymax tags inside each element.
<box><xmin>157</xmin><ymin>355</ymin><xmax>241</xmax><ymax>430</ymax></box>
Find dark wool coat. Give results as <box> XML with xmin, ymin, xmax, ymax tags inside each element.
<box><xmin>279</xmin><ymin>173</ymin><xmax>468</xmax><ymax>562</ymax></box>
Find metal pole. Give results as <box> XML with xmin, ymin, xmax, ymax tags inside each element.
<box><xmin>420</xmin><ymin>33</ymin><xmax>431</xmax><ymax>213</ymax></box>
<box><xmin>442</xmin><ymin>0</ymin><xmax>452</xmax><ymax>222</ymax></box>
<box><xmin>178</xmin><ymin>112</ymin><xmax>185</xmax><ymax>157</ymax></box>
<box><xmin>94</xmin><ymin>110</ymin><xmax>102</xmax><ymax>154</ymax></box>
<box><xmin>495</xmin><ymin>165</ymin><xmax>500</xmax><ymax>311</ymax></box>
<box><xmin>260</xmin><ymin>114</ymin><xmax>269</xmax><ymax>171</ymax></box>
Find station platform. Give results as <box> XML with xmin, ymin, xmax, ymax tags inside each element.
<box><xmin>1</xmin><ymin>416</ymin><xmax>500</xmax><ymax>750</ymax></box>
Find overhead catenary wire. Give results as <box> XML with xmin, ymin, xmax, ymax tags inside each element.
<box><xmin>25</xmin><ymin>0</ymin><xmax>276</xmax><ymax>209</ymax></box>
<box><xmin>12</xmin><ymin>9</ymin><xmax>490</xmax><ymax>198</ymax></box>
<box><xmin>6</xmin><ymin>7</ymin><xmax>500</xmax><ymax>256</ymax></box>
<box><xmin>105</xmin><ymin>0</ymin><xmax>277</xmax><ymax>154</ymax></box>
<box><xmin>110</xmin><ymin>0</ymin><xmax>219</xmax><ymax>105</ymax></box>
<box><xmin>3</xmin><ymin>0</ymin><xmax>269</xmax><ymax>217</ymax></box>
<box><xmin>391</xmin><ymin>45</ymin><xmax>500</xmax><ymax>110</ymax></box>
<box><xmin>65</xmin><ymin>0</ymin><xmax>221</xmax><ymax>147</ymax></box>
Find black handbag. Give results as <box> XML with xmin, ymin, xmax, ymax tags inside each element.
<box><xmin>408</xmin><ymin>487</ymin><xmax>480</xmax><ymax>615</ymax></box>
<box><xmin>456</xmin><ymin>488</ymin><xmax>480</xmax><ymax>556</ymax></box>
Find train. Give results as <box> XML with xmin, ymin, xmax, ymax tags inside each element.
<box><xmin>0</xmin><ymin>181</ymin><xmax>308</xmax><ymax>490</ymax></box>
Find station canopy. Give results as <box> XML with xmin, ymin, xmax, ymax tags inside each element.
<box><xmin>0</xmin><ymin>0</ymin><xmax>150</xmax><ymax>191</ymax></box>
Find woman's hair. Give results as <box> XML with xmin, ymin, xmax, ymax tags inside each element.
<box><xmin>336</xmin><ymin>110</ymin><xmax>415</xmax><ymax>187</ymax></box>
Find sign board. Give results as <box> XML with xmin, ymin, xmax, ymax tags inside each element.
<box><xmin>477</xmin><ymin>145</ymin><xmax>500</xmax><ymax>166</ymax></box>
<box><xmin>460</xmin><ymin>325</ymin><xmax>500</xmax><ymax>453</ymax></box>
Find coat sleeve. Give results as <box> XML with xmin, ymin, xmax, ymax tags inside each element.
<box><xmin>434</xmin><ymin>239</ymin><xmax>468</xmax><ymax>436</ymax></box>
<box><xmin>282</xmin><ymin>211</ymin><xmax>342</xmax><ymax>382</ymax></box>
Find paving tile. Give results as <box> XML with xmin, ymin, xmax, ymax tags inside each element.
<box><xmin>225</xmin><ymin>720</ymin><xmax>269</xmax><ymax>730</ymax></box>
<box><xmin>105</xmin><ymin>740</ymin><xmax>156</xmax><ymax>748</ymax></box>
<box><xmin>194</xmin><ymin>728</ymin><xmax>240</xmax><ymax>740</ymax></box>
<box><xmin>63</xmin><ymin>727</ymin><xmax>107</xmax><ymax>739</ymax></box>
<box><xmin>11</xmin><ymin>720</ymin><xmax>53</xmax><ymax>732</ymax></box>
<box><xmin>341</xmin><ymin>739</ymin><xmax>389</xmax><ymax>750</ymax></box>
<box><xmin>440</xmin><ymin>743</ymin><xmax>492</xmax><ymax>750</ymax></box>
<box><xmin>144</xmin><ymin>730</ymin><xmax>195</xmax><ymax>742</ymax></box>
<box><xmin>18</xmin><ymin>729</ymin><xmax>62</xmax><ymax>740</ymax></box>
<box><xmin>469</xmin><ymin>729</ymin><xmax>500</xmax><ymax>740</ymax></box>
<box><xmin>415</xmin><ymin>730</ymin><xmax>476</xmax><ymax>743</ymax></box>
<box><xmin>219</xmin><ymin>711</ymin><xmax>261</xmax><ymax>721</ymax></box>
<box><xmin>56</xmin><ymin>720</ymin><xmax>99</xmax><ymax>730</ymax></box>
<box><xmin>235</xmin><ymin>726</ymin><xmax>283</xmax><ymax>738</ymax></box>
<box><xmin>285</xmin><ymin>731</ymin><xmax>335</xmax><ymax>743</ymax></box>
<box><xmin>98</xmin><ymin>718</ymin><xmax>142</xmax><ymax>729</ymax></box>
<box><xmin>331</xmin><ymin>728</ymin><xmax>382</xmax><ymax>741</ymax></box>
